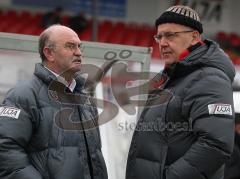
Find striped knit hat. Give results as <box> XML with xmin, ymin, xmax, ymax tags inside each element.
<box><xmin>155</xmin><ymin>5</ymin><xmax>203</xmax><ymax>34</ymax></box>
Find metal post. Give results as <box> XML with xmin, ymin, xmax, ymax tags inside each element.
<box><xmin>92</xmin><ymin>0</ymin><xmax>98</xmax><ymax>41</ymax></box>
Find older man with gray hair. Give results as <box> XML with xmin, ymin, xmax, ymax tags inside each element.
<box><xmin>0</xmin><ymin>25</ymin><xmax>108</xmax><ymax>179</ymax></box>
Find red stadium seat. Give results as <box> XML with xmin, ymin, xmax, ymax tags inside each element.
<box><xmin>62</xmin><ymin>15</ymin><xmax>70</xmax><ymax>26</ymax></box>
<box><xmin>97</xmin><ymin>20</ymin><xmax>113</xmax><ymax>42</ymax></box>
<box><xmin>136</xmin><ymin>24</ymin><xmax>154</xmax><ymax>47</ymax></box>
<box><xmin>32</xmin><ymin>12</ymin><xmax>43</xmax><ymax>26</ymax></box>
<box><xmin>6</xmin><ymin>22</ymin><xmax>27</xmax><ymax>34</ymax></box>
<box><xmin>216</xmin><ymin>31</ymin><xmax>228</xmax><ymax>41</ymax></box>
<box><xmin>19</xmin><ymin>10</ymin><xmax>32</xmax><ymax>21</ymax></box>
<box><xmin>151</xmin><ymin>41</ymin><xmax>160</xmax><ymax>59</ymax></box>
<box><xmin>121</xmin><ymin>24</ymin><xmax>138</xmax><ymax>45</ymax></box>
<box><xmin>106</xmin><ymin>21</ymin><xmax>126</xmax><ymax>44</ymax></box>
<box><xmin>79</xmin><ymin>28</ymin><xmax>92</xmax><ymax>41</ymax></box>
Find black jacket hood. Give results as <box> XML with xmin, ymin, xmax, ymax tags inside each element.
<box><xmin>176</xmin><ymin>39</ymin><xmax>236</xmax><ymax>82</ymax></box>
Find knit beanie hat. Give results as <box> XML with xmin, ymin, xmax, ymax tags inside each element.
<box><xmin>155</xmin><ymin>5</ymin><xmax>203</xmax><ymax>34</ymax></box>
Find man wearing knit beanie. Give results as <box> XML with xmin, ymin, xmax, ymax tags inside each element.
<box><xmin>126</xmin><ymin>5</ymin><xmax>235</xmax><ymax>179</ymax></box>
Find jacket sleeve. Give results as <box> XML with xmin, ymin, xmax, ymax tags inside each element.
<box><xmin>0</xmin><ymin>95</ymin><xmax>42</xmax><ymax>179</ymax></box>
<box><xmin>224</xmin><ymin>143</ymin><xmax>240</xmax><ymax>179</ymax></box>
<box><xmin>165</xmin><ymin>69</ymin><xmax>235</xmax><ymax>179</ymax></box>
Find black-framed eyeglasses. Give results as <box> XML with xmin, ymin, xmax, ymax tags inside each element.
<box><xmin>153</xmin><ymin>30</ymin><xmax>194</xmax><ymax>43</ymax></box>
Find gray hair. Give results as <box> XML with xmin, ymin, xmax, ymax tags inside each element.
<box><xmin>38</xmin><ymin>24</ymin><xmax>60</xmax><ymax>62</ymax></box>
<box><xmin>39</xmin><ymin>31</ymin><xmax>49</xmax><ymax>62</ymax></box>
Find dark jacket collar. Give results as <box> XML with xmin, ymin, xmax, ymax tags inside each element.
<box><xmin>34</xmin><ymin>63</ymin><xmax>86</xmax><ymax>93</ymax></box>
<box><xmin>163</xmin><ymin>39</ymin><xmax>235</xmax><ymax>82</ymax></box>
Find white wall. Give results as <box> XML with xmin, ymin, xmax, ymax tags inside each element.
<box><xmin>196</xmin><ymin>0</ymin><xmax>232</xmax><ymax>36</ymax></box>
<box><xmin>126</xmin><ymin>0</ymin><xmax>168</xmax><ymax>24</ymax></box>
<box><xmin>0</xmin><ymin>0</ymin><xmax>11</xmax><ymax>6</ymax></box>
<box><xmin>126</xmin><ymin>0</ymin><xmax>240</xmax><ymax>36</ymax></box>
<box><xmin>228</xmin><ymin>0</ymin><xmax>240</xmax><ymax>34</ymax></box>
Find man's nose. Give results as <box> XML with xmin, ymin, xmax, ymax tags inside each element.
<box><xmin>74</xmin><ymin>47</ymin><xmax>82</xmax><ymax>56</ymax></box>
<box><xmin>159</xmin><ymin>40</ymin><xmax>169</xmax><ymax>53</ymax></box>
<box><xmin>159</xmin><ymin>36</ymin><xmax>168</xmax><ymax>46</ymax></box>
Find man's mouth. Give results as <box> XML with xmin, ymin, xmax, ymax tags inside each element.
<box><xmin>73</xmin><ymin>59</ymin><xmax>81</xmax><ymax>63</ymax></box>
<box><xmin>162</xmin><ymin>52</ymin><xmax>172</xmax><ymax>56</ymax></box>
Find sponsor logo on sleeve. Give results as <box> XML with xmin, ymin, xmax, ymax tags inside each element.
<box><xmin>0</xmin><ymin>106</ymin><xmax>21</xmax><ymax>119</ymax></box>
<box><xmin>208</xmin><ymin>104</ymin><xmax>232</xmax><ymax>115</ymax></box>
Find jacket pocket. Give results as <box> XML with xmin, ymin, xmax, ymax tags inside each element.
<box><xmin>29</xmin><ymin>150</ymin><xmax>49</xmax><ymax>178</ymax></box>
<box><xmin>47</xmin><ymin>147</ymin><xmax>65</xmax><ymax>177</ymax></box>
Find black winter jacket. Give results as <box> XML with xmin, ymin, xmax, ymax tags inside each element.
<box><xmin>126</xmin><ymin>40</ymin><xmax>235</xmax><ymax>179</ymax></box>
<box><xmin>0</xmin><ymin>63</ymin><xmax>107</xmax><ymax>179</ymax></box>
<box><xmin>224</xmin><ymin>132</ymin><xmax>240</xmax><ymax>179</ymax></box>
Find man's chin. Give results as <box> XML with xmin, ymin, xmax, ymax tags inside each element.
<box><xmin>65</xmin><ymin>65</ymin><xmax>81</xmax><ymax>74</ymax></box>
<box><xmin>163</xmin><ymin>58</ymin><xmax>175</xmax><ymax>66</ymax></box>
<box><xmin>72</xmin><ymin>63</ymin><xmax>81</xmax><ymax>69</ymax></box>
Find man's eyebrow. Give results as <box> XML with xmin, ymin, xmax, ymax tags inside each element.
<box><xmin>65</xmin><ymin>42</ymin><xmax>82</xmax><ymax>46</ymax></box>
<box><xmin>65</xmin><ymin>41</ymin><xmax>81</xmax><ymax>44</ymax></box>
<box><xmin>65</xmin><ymin>42</ymin><xmax>75</xmax><ymax>45</ymax></box>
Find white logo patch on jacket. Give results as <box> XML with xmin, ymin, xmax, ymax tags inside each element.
<box><xmin>0</xmin><ymin>106</ymin><xmax>21</xmax><ymax>119</ymax></box>
<box><xmin>208</xmin><ymin>104</ymin><xmax>232</xmax><ymax>115</ymax></box>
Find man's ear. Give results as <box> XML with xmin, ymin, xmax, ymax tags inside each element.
<box><xmin>191</xmin><ymin>31</ymin><xmax>201</xmax><ymax>45</ymax></box>
<box><xmin>43</xmin><ymin>47</ymin><xmax>55</xmax><ymax>62</ymax></box>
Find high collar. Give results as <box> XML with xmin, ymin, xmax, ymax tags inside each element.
<box><xmin>43</xmin><ymin>66</ymin><xmax>76</xmax><ymax>92</ymax></box>
<box><xmin>162</xmin><ymin>39</ymin><xmax>235</xmax><ymax>83</ymax></box>
<box><xmin>177</xmin><ymin>40</ymin><xmax>205</xmax><ymax>61</ymax></box>
<box><xmin>34</xmin><ymin>63</ymin><xmax>86</xmax><ymax>93</ymax></box>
